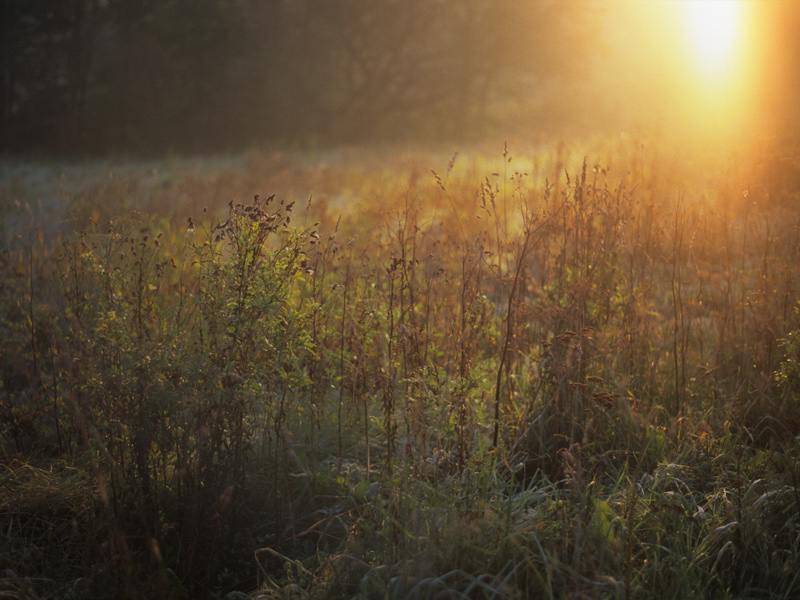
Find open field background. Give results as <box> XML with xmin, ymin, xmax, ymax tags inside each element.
<box><xmin>2</xmin><ymin>135</ymin><xmax>800</xmax><ymax>599</ymax></box>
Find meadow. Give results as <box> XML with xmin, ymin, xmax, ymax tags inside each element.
<box><xmin>1</xmin><ymin>135</ymin><xmax>800</xmax><ymax>599</ymax></box>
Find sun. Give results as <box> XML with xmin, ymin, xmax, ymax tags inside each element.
<box><xmin>685</xmin><ymin>0</ymin><xmax>742</xmax><ymax>72</ymax></box>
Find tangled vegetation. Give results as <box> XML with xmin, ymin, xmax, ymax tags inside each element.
<box><xmin>1</xmin><ymin>138</ymin><xmax>800</xmax><ymax>599</ymax></box>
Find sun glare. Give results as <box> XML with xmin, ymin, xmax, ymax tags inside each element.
<box><xmin>685</xmin><ymin>0</ymin><xmax>741</xmax><ymax>72</ymax></box>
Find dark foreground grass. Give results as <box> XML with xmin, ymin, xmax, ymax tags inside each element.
<box><xmin>1</xmin><ymin>138</ymin><xmax>799</xmax><ymax>599</ymax></box>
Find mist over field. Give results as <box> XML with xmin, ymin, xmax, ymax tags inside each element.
<box><xmin>3</xmin><ymin>2</ymin><xmax>800</xmax><ymax>600</ymax></box>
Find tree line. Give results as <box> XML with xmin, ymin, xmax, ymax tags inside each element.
<box><xmin>1</xmin><ymin>0</ymin><xmax>596</xmax><ymax>155</ymax></box>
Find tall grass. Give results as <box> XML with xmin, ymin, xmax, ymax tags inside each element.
<box><xmin>1</xmin><ymin>138</ymin><xmax>799</xmax><ymax>599</ymax></box>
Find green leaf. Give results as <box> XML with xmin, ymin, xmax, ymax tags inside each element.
<box><xmin>353</xmin><ymin>481</ymin><xmax>372</xmax><ymax>503</ymax></box>
<box><xmin>591</xmin><ymin>498</ymin><xmax>618</xmax><ymax>542</ymax></box>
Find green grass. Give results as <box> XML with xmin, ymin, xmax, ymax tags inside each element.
<box><xmin>1</xmin><ymin>137</ymin><xmax>799</xmax><ymax>599</ymax></box>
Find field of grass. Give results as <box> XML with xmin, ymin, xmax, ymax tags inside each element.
<box><xmin>1</xmin><ymin>135</ymin><xmax>800</xmax><ymax>599</ymax></box>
